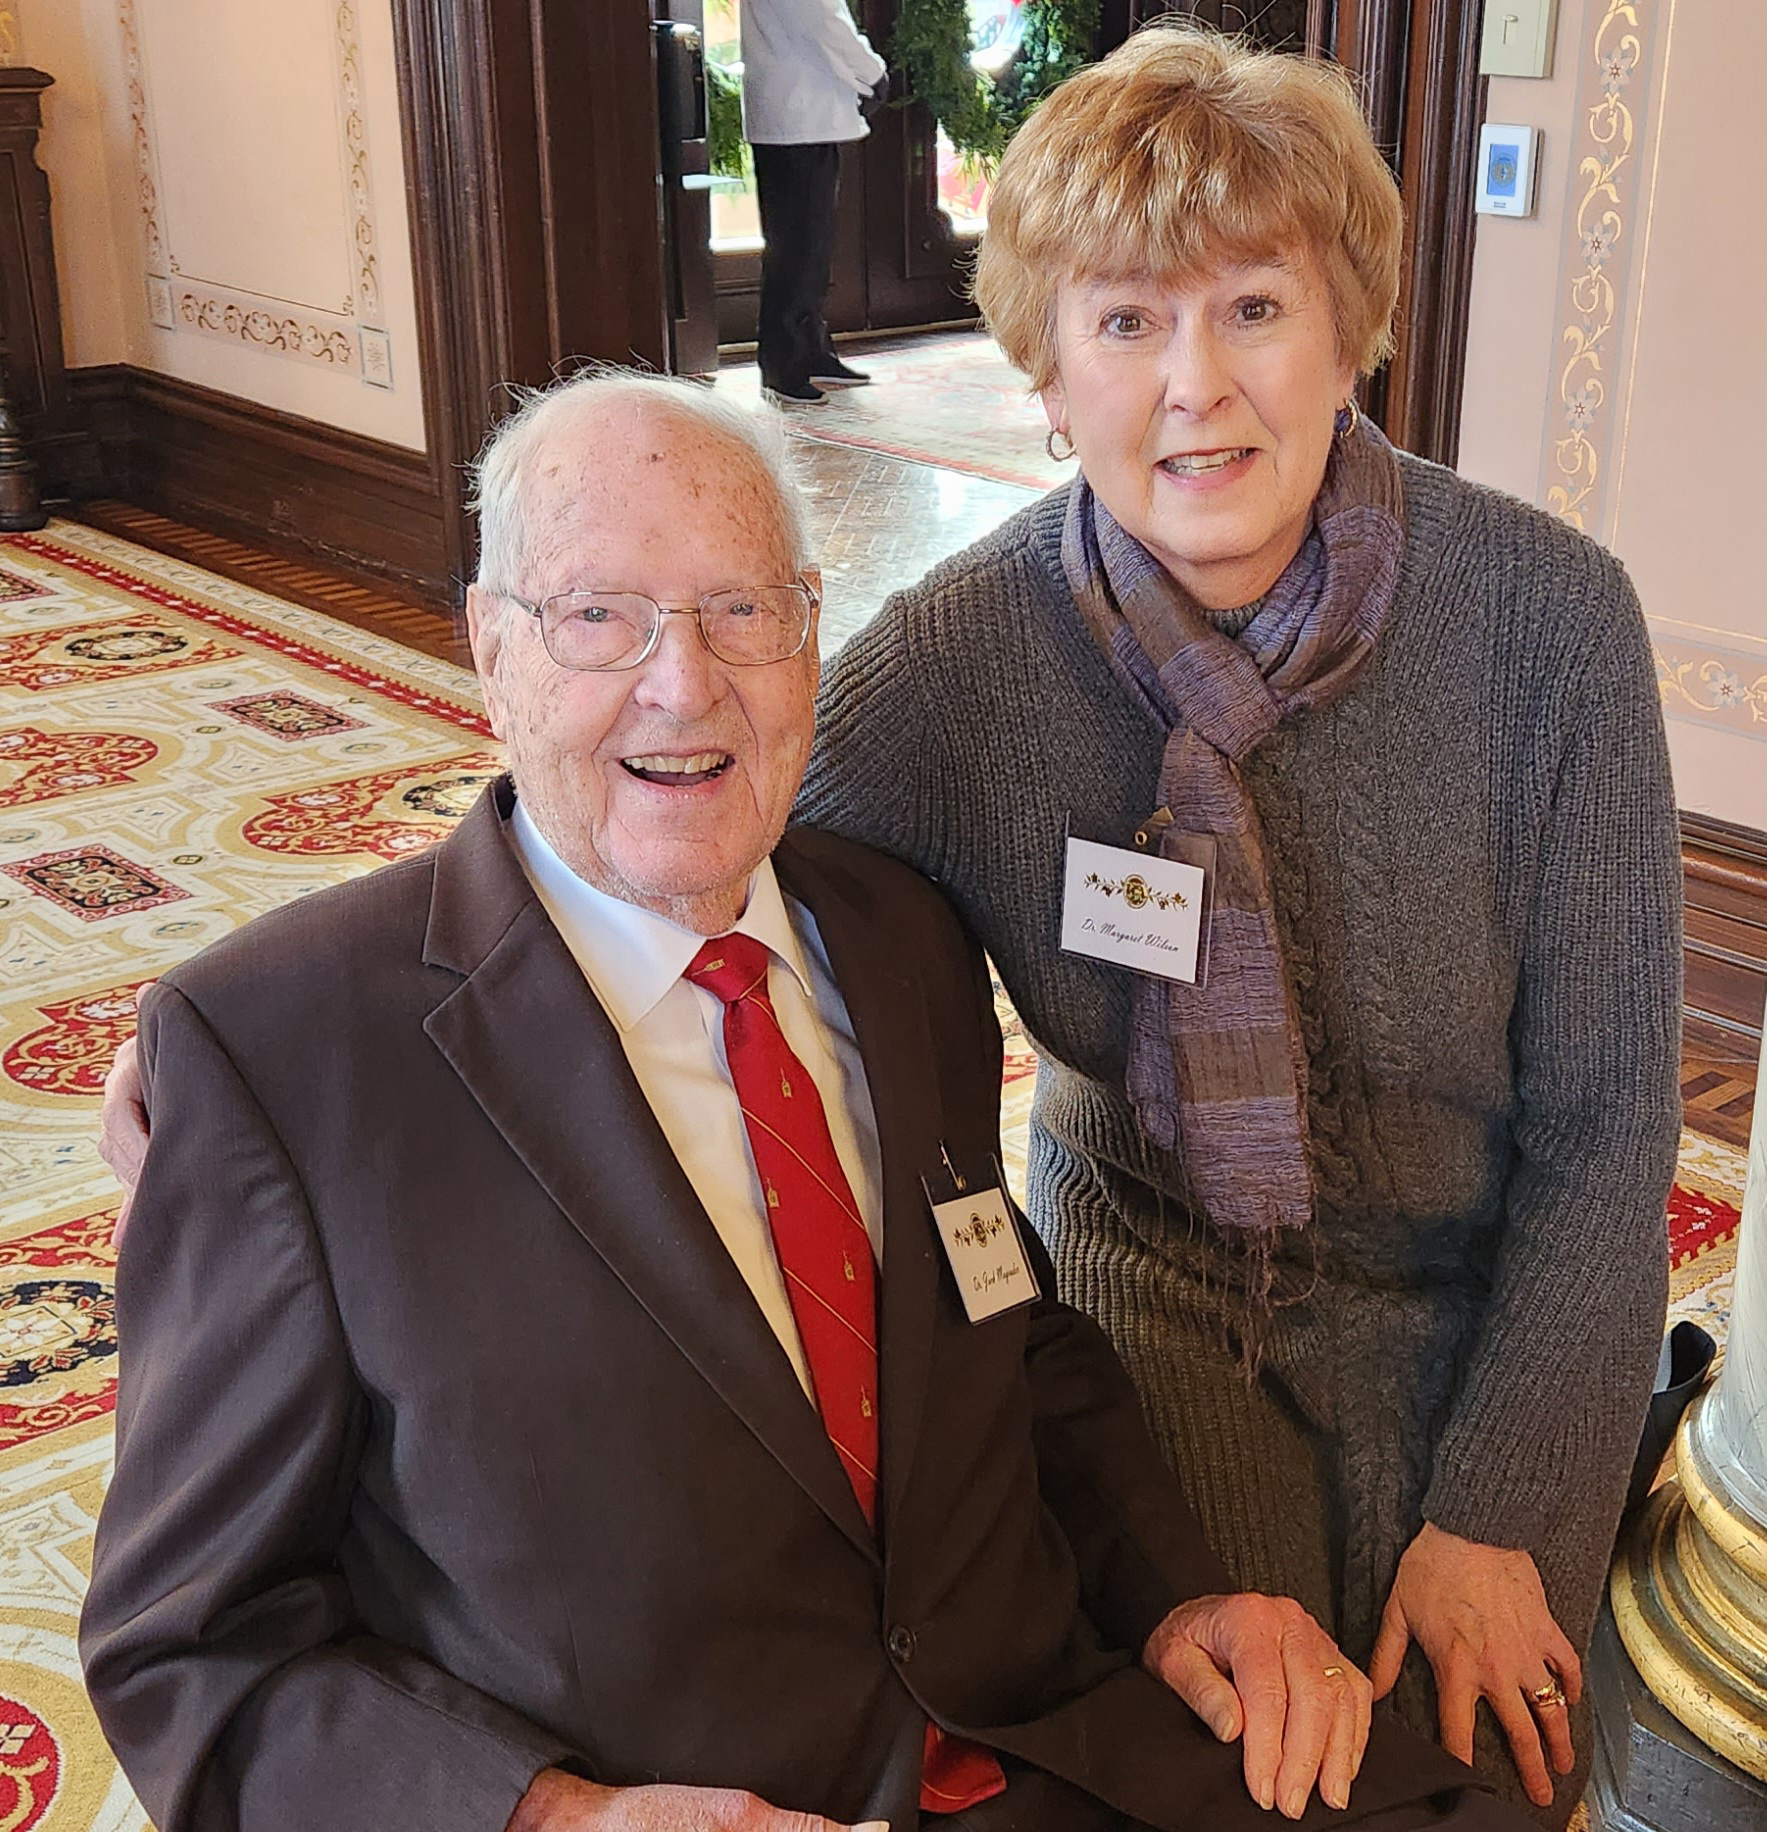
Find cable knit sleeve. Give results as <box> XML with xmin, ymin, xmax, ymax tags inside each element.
<box><xmin>798</xmin><ymin>590</ymin><xmax>951</xmax><ymax>881</ymax></box>
<box><xmin>1420</xmin><ymin>571</ymin><xmax>1683</xmax><ymax>1553</ymax></box>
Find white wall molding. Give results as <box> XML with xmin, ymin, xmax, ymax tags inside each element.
<box><xmin>120</xmin><ymin>0</ymin><xmax>390</xmax><ymax>380</ymax></box>
<box><xmin>335</xmin><ymin>0</ymin><xmax>383</xmax><ymax>331</ymax></box>
<box><xmin>115</xmin><ymin>0</ymin><xmax>167</xmax><ymax>275</ymax></box>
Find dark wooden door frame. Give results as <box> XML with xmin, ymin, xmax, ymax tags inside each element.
<box><xmin>390</xmin><ymin>0</ymin><xmax>670</xmax><ymax>595</ymax></box>
<box><xmin>1311</xmin><ymin>0</ymin><xmax>1486</xmax><ymax>466</ymax></box>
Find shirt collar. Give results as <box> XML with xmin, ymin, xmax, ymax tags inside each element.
<box><xmin>508</xmin><ymin>796</ymin><xmax>813</xmax><ymax>1031</ymax></box>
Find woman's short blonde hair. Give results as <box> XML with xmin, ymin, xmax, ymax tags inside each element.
<box><xmin>974</xmin><ymin>25</ymin><xmax>1404</xmax><ymax>389</ymax></box>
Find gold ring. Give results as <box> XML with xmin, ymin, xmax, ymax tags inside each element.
<box><xmin>1529</xmin><ymin>1680</ymin><xmax>1567</xmax><ymax>1709</ymax></box>
<box><xmin>1322</xmin><ymin>1665</ymin><xmax>1345</xmax><ymax>1679</ymax></box>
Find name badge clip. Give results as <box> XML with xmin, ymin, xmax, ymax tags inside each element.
<box><xmin>923</xmin><ymin>1147</ymin><xmax>1040</xmax><ymax>1324</ymax></box>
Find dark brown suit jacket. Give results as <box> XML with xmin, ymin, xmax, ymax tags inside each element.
<box><xmin>81</xmin><ymin>781</ymin><xmax>1474</xmax><ymax>1832</ymax></box>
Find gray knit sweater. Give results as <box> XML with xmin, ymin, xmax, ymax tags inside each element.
<box><xmin>799</xmin><ymin>455</ymin><xmax>1682</xmax><ymax>1819</ymax></box>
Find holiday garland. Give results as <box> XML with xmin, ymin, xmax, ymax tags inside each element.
<box><xmin>704</xmin><ymin>0</ymin><xmax>1096</xmax><ymax>177</ymax></box>
<box><xmin>892</xmin><ymin>0</ymin><xmax>1100</xmax><ymax>165</ymax></box>
<box><xmin>706</xmin><ymin>58</ymin><xmax>749</xmax><ymax>181</ymax></box>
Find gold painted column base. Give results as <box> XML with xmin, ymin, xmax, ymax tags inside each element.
<box><xmin>1612</xmin><ymin>1393</ymin><xmax>1767</xmax><ymax>1783</ymax></box>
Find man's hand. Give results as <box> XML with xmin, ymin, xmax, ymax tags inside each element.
<box><xmin>1143</xmin><ymin>1593</ymin><xmax>1373</xmax><ymax>1819</ymax></box>
<box><xmin>1368</xmin><ymin>1521</ymin><xmax>1581</xmax><ymax>1809</ymax></box>
<box><xmin>505</xmin><ymin>1770</ymin><xmax>888</xmax><ymax>1832</ymax></box>
<box><xmin>98</xmin><ymin>1035</ymin><xmax>149</xmax><ymax>1242</ymax></box>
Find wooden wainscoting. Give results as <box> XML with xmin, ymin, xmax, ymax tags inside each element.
<box><xmin>64</xmin><ymin>366</ymin><xmax>457</xmax><ymax>612</ymax></box>
<box><xmin>1683</xmin><ymin>812</ymin><xmax>1767</xmax><ymax>1080</ymax></box>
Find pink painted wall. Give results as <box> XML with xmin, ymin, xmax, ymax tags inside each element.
<box><xmin>1458</xmin><ymin>0</ymin><xmax>1767</xmax><ymax>833</ymax></box>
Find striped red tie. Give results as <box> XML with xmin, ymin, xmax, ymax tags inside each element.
<box><xmin>686</xmin><ymin>936</ymin><xmax>1005</xmax><ymax>1815</ymax></box>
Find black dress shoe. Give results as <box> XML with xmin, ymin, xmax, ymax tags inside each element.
<box><xmin>762</xmin><ymin>376</ymin><xmax>827</xmax><ymax>404</ymax></box>
<box><xmin>808</xmin><ymin>356</ymin><xmax>871</xmax><ymax>387</ymax></box>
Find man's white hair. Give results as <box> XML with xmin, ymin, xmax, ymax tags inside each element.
<box><xmin>469</xmin><ymin>367</ymin><xmax>812</xmax><ymax>599</ymax></box>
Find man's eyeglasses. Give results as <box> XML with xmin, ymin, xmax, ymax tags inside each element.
<box><xmin>504</xmin><ymin>582</ymin><xmax>818</xmax><ymax>672</ymax></box>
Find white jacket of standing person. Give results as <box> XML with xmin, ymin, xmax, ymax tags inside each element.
<box><xmin>739</xmin><ymin>0</ymin><xmax>887</xmax><ymax>145</ymax></box>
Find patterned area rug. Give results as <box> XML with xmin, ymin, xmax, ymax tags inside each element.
<box><xmin>0</xmin><ymin>521</ymin><xmax>1748</xmax><ymax>1826</ymax></box>
<box><xmin>719</xmin><ymin>331</ymin><xmax>1071</xmax><ymax>492</ymax></box>
<box><xmin>0</xmin><ymin>522</ymin><xmax>496</xmax><ymax>1829</ymax></box>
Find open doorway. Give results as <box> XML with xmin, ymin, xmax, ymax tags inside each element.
<box><xmin>706</xmin><ymin>0</ymin><xmax>988</xmax><ymax>350</ymax></box>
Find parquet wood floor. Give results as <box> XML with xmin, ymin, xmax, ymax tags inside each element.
<box><xmin>1681</xmin><ymin>1050</ymin><xmax>1756</xmax><ymax>1150</ymax></box>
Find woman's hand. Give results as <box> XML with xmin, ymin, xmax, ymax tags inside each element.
<box><xmin>1145</xmin><ymin>1592</ymin><xmax>1372</xmax><ymax>1818</ymax></box>
<box><xmin>1368</xmin><ymin>1521</ymin><xmax>1581</xmax><ymax>1808</ymax></box>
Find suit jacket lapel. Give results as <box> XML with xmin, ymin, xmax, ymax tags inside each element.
<box><xmin>422</xmin><ymin>786</ymin><xmax>875</xmax><ymax>1559</ymax></box>
<box><xmin>773</xmin><ymin>833</ymin><xmax>944</xmax><ymax>1545</ymax></box>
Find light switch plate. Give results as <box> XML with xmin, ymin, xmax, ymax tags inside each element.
<box><xmin>1475</xmin><ymin>124</ymin><xmax>1541</xmax><ymax>217</ymax></box>
<box><xmin>1480</xmin><ymin>0</ymin><xmax>1558</xmax><ymax>78</ymax></box>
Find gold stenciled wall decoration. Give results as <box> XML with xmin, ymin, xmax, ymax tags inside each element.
<box><xmin>1654</xmin><ymin>627</ymin><xmax>1767</xmax><ymax>739</ymax></box>
<box><xmin>1538</xmin><ymin>0</ymin><xmax>1665</xmax><ymax>538</ymax></box>
<box><xmin>1464</xmin><ymin>0</ymin><xmax>1765</xmax><ymax>802</ymax></box>
<box><xmin>0</xmin><ymin>7</ymin><xmax>19</xmax><ymax>66</ymax></box>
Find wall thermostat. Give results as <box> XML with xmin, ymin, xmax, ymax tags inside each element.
<box><xmin>1475</xmin><ymin>124</ymin><xmax>1541</xmax><ymax>218</ymax></box>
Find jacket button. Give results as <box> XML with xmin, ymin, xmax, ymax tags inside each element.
<box><xmin>888</xmin><ymin>1625</ymin><xmax>916</xmax><ymax>1663</ymax></box>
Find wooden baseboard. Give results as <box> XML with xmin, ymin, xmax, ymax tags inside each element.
<box><xmin>1683</xmin><ymin>812</ymin><xmax>1767</xmax><ymax>1059</ymax></box>
<box><xmin>61</xmin><ymin>365</ymin><xmax>456</xmax><ymax>612</ymax></box>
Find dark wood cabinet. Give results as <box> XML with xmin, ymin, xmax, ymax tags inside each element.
<box><xmin>0</xmin><ymin>68</ymin><xmax>74</xmax><ymax>502</ymax></box>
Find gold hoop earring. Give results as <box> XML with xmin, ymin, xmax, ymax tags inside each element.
<box><xmin>1335</xmin><ymin>397</ymin><xmax>1362</xmax><ymax>441</ymax></box>
<box><xmin>1045</xmin><ymin>427</ymin><xmax>1076</xmax><ymax>463</ymax></box>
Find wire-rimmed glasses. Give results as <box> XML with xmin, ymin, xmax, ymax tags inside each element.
<box><xmin>504</xmin><ymin>582</ymin><xmax>819</xmax><ymax>672</ymax></box>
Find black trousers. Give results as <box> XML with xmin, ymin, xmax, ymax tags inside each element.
<box><xmin>752</xmin><ymin>140</ymin><xmax>842</xmax><ymax>389</ymax></box>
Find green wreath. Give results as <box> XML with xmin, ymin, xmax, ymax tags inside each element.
<box><xmin>892</xmin><ymin>0</ymin><xmax>1100</xmax><ymax>166</ymax></box>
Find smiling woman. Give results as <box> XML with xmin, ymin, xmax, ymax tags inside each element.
<box><xmin>1042</xmin><ymin>261</ymin><xmax>1350</xmax><ymax>609</ymax></box>
<box><xmin>800</xmin><ymin>23</ymin><xmax>1684</xmax><ymax>1829</ymax></box>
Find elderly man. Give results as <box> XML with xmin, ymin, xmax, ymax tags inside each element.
<box><xmin>82</xmin><ymin>373</ymin><xmax>1526</xmax><ymax>1832</ymax></box>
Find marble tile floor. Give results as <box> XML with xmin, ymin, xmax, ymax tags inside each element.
<box><xmin>716</xmin><ymin>328</ymin><xmax>1070</xmax><ymax>493</ymax></box>
<box><xmin>792</xmin><ymin>436</ymin><xmax>1040</xmax><ymax>650</ymax></box>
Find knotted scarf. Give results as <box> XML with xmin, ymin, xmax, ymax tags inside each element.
<box><xmin>1060</xmin><ymin>417</ymin><xmax>1406</xmax><ymax>1238</ymax></box>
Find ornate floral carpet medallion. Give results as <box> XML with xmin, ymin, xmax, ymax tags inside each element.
<box><xmin>208</xmin><ymin>688</ymin><xmax>368</xmax><ymax>741</ymax></box>
<box><xmin>0</xmin><ymin>569</ymin><xmax>49</xmax><ymax>606</ymax></box>
<box><xmin>2</xmin><ymin>849</ymin><xmax>189</xmax><ymax>925</ymax></box>
<box><xmin>0</xmin><ymin>520</ymin><xmax>1747</xmax><ymax>1826</ymax></box>
<box><xmin>0</xmin><ymin>734</ymin><xmax>159</xmax><ymax>813</ymax></box>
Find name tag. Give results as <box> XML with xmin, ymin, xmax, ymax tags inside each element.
<box><xmin>928</xmin><ymin>1184</ymin><xmax>1040</xmax><ymax>1323</ymax></box>
<box><xmin>1060</xmin><ymin>835</ymin><xmax>1207</xmax><ymax>984</ymax></box>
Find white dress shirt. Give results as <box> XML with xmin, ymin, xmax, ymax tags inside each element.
<box><xmin>509</xmin><ymin>799</ymin><xmax>884</xmax><ymax>1398</ymax></box>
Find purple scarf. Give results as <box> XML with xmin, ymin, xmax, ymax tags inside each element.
<box><xmin>1061</xmin><ymin>418</ymin><xmax>1406</xmax><ymax>1237</ymax></box>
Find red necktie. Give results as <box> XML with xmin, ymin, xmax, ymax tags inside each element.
<box><xmin>686</xmin><ymin>935</ymin><xmax>1006</xmax><ymax>1815</ymax></box>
